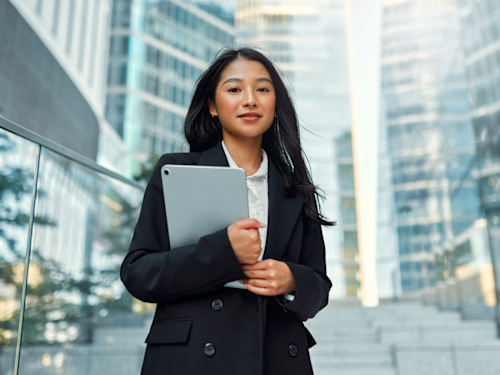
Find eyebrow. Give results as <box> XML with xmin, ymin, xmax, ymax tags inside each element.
<box><xmin>222</xmin><ymin>77</ymin><xmax>273</xmax><ymax>85</ymax></box>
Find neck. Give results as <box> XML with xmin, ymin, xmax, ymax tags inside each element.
<box><xmin>222</xmin><ymin>133</ymin><xmax>263</xmax><ymax>176</ymax></box>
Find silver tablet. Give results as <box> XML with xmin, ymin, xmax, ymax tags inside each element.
<box><xmin>160</xmin><ymin>164</ymin><xmax>249</xmax><ymax>249</ymax></box>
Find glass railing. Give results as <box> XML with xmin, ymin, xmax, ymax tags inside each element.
<box><xmin>0</xmin><ymin>116</ymin><xmax>150</xmax><ymax>375</ymax></box>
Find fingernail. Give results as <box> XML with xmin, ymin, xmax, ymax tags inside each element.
<box><xmin>259</xmin><ymin>221</ymin><xmax>266</xmax><ymax>227</ymax></box>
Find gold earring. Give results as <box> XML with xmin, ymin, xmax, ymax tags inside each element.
<box><xmin>211</xmin><ymin>112</ymin><xmax>217</xmax><ymax>118</ymax></box>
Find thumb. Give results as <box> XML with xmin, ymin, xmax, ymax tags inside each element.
<box><xmin>236</xmin><ymin>218</ymin><xmax>266</xmax><ymax>230</ymax></box>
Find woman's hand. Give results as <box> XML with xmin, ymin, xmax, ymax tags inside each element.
<box><xmin>241</xmin><ymin>260</ymin><xmax>296</xmax><ymax>296</ymax></box>
<box><xmin>227</xmin><ymin>219</ymin><xmax>266</xmax><ymax>265</ymax></box>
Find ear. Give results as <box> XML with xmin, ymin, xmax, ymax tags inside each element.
<box><xmin>207</xmin><ymin>97</ymin><xmax>217</xmax><ymax>116</ymax></box>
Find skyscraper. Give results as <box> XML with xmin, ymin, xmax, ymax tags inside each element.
<box><xmin>458</xmin><ymin>0</ymin><xmax>500</xmax><ymax>290</ymax></box>
<box><xmin>377</xmin><ymin>0</ymin><xmax>481</xmax><ymax>297</ymax></box>
<box><xmin>106</xmin><ymin>0</ymin><xmax>235</xmax><ymax>177</ymax></box>
<box><xmin>0</xmin><ymin>0</ymin><xmax>112</xmax><ymax>161</ymax></box>
<box><xmin>236</xmin><ymin>0</ymin><xmax>357</xmax><ymax>299</ymax></box>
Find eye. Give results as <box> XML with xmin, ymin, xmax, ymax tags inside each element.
<box><xmin>257</xmin><ymin>87</ymin><xmax>270</xmax><ymax>92</ymax></box>
<box><xmin>228</xmin><ymin>88</ymin><xmax>240</xmax><ymax>93</ymax></box>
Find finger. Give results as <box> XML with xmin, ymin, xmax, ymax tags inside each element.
<box><xmin>243</xmin><ymin>270</ymin><xmax>268</xmax><ymax>279</ymax></box>
<box><xmin>236</xmin><ymin>218</ymin><xmax>266</xmax><ymax>230</ymax></box>
<box><xmin>245</xmin><ymin>283</ymin><xmax>276</xmax><ymax>296</ymax></box>
<box><xmin>241</xmin><ymin>261</ymin><xmax>268</xmax><ymax>271</ymax></box>
<box><xmin>244</xmin><ymin>278</ymin><xmax>270</xmax><ymax>287</ymax></box>
<box><xmin>241</xmin><ymin>264</ymin><xmax>256</xmax><ymax>271</ymax></box>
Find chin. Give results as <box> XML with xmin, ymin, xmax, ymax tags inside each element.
<box><xmin>241</xmin><ymin>127</ymin><xmax>270</xmax><ymax>137</ymax></box>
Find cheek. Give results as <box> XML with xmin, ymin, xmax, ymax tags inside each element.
<box><xmin>264</xmin><ymin>96</ymin><xmax>276</xmax><ymax>113</ymax></box>
<box><xmin>216</xmin><ymin>95</ymin><xmax>239</xmax><ymax>113</ymax></box>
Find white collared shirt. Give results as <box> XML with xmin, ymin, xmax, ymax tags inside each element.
<box><xmin>222</xmin><ymin>141</ymin><xmax>268</xmax><ymax>260</ymax></box>
<box><xmin>222</xmin><ymin>142</ymin><xmax>295</xmax><ymax>301</ymax></box>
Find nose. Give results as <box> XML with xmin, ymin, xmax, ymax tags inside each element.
<box><xmin>242</xmin><ymin>90</ymin><xmax>257</xmax><ymax>107</ymax></box>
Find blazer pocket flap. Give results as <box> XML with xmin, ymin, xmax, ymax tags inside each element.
<box><xmin>145</xmin><ymin>318</ymin><xmax>193</xmax><ymax>344</ymax></box>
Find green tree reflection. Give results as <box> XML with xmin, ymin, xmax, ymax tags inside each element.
<box><xmin>0</xmin><ymin>133</ymin><xmax>54</xmax><ymax>350</ymax></box>
<box><xmin>1</xmin><ymin>132</ymin><xmax>146</xmax><ymax>353</ymax></box>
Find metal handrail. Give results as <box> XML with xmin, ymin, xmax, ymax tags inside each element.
<box><xmin>0</xmin><ymin>116</ymin><xmax>145</xmax><ymax>191</ymax></box>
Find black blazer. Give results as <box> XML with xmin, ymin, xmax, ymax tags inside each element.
<box><xmin>121</xmin><ymin>142</ymin><xmax>331</xmax><ymax>375</ymax></box>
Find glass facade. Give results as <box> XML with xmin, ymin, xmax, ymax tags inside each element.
<box><xmin>0</xmin><ymin>131</ymin><xmax>39</xmax><ymax>375</ymax></box>
<box><xmin>378</xmin><ymin>0</ymin><xmax>479</xmax><ymax>296</ymax></box>
<box><xmin>458</xmin><ymin>0</ymin><xmax>500</xmax><ymax>300</ymax></box>
<box><xmin>106</xmin><ymin>0</ymin><xmax>236</xmax><ymax>177</ymax></box>
<box><xmin>376</xmin><ymin>0</ymin><xmax>499</xmax><ymax>307</ymax></box>
<box><xmin>0</xmin><ymin>119</ymin><xmax>148</xmax><ymax>375</ymax></box>
<box><xmin>0</xmin><ymin>0</ymin><xmax>100</xmax><ymax>161</ymax></box>
<box><xmin>236</xmin><ymin>0</ymin><xmax>356</xmax><ymax>299</ymax></box>
<box><xmin>334</xmin><ymin>132</ymin><xmax>359</xmax><ymax>297</ymax></box>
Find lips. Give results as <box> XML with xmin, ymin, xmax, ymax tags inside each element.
<box><xmin>238</xmin><ymin>112</ymin><xmax>262</xmax><ymax>118</ymax></box>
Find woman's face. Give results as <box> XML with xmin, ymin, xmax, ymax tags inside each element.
<box><xmin>208</xmin><ymin>58</ymin><xmax>276</xmax><ymax>142</ymax></box>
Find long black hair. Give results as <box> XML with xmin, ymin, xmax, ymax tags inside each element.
<box><xmin>184</xmin><ymin>47</ymin><xmax>335</xmax><ymax>226</ymax></box>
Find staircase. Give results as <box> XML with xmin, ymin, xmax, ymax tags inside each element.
<box><xmin>305</xmin><ymin>302</ymin><xmax>500</xmax><ymax>375</ymax></box>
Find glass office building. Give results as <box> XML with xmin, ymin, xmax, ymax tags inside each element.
<box><xmin>334</xmin><ymin>131</ymin><xmax>360</xmax><ymax>297</ymax></box>
<box><xmin>377</xmin><ymin>0</ymin><xmax>483</xmax><ymax>297</ymax></box>
<box><xmin>236</xmin><ymin>0</ymin><xmax>357</xmax><ymax>299</ymax></box>
<box><xmin>458</xmin><ymin>0</ymin><xmax>500</xmax><ymax>293</ymax></box>
<box><xmin>0</xmin><ymin>0</ymin><xmax>112</xmax><ymax>161</ymax></box>
<box><xmin>106</xmin><ymin>0</ymin><xmax>235</xmax><ymax>177</ymax></box>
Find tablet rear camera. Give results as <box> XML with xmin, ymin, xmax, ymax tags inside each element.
<box><xmin>164</xmin><ymin>169</ymin><xmax>169</xmax><ymax>175</ymax></box>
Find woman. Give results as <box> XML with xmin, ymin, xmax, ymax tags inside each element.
<box><xmin>121</xmin><ymin>47</ymin><xmax>334</xmax><ymax>375</ymax></box>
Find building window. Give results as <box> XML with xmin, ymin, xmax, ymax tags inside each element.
<box><xmin>66</xmin><ymin>0</ymin><xmax>76</xmax><ymax>53</ymax></box>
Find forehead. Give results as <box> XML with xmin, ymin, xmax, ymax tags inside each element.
<box><xmin>220</xmin><ymin>58</ymin><xmax>272</xmax><ymax>82</ymax></box>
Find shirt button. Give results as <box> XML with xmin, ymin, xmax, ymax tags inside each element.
<box><xmin>288</xmin><ymin>344</ymin><xmax>298</xmax><ymax>357</ymax></box>
<box><xmin>204</xmin><ymin>343</ymin><xmax>216</xmax><ymax>357</ymax></box>
<box><xmin>211</xmin><ymin>299</ymin><xmax>223</xmax><ymax>311</ymax></box>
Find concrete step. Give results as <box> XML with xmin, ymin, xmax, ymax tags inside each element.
<box><xmin>394</xmin><ymin>343</ymin><xmax>500</xmax><ymax>375</ymax></box>
<box><xmin>309</xmin><ymin>302</ymin><xmax>499</xmax><ymax>375</ymax></box>
<box><xmin>380</xmin><ymin>321</ymin><xmax>496</xmax><ymax>332</ymax></box>
<box><xmin>306</xmin><ymin>328</ymin><xmax>377</xmax><ymax>338</ymax></box>
<box><xmin>311</xmin><ymin>312</ymin><xmax>461</xmax><ymax>319</ymax></box>
<box><xmin>310</xmin><ymin>344</ymin><xmax>391</xmax><ymax>358</ymax></box>
<box><xmin>461</xmin><ymin>305</ymin><xmax>496</xmax><ymax>320</ymax></box>
<box><xmin>371</xmin><ymin>314</ymin><xmax>461</xmax><ymax>321</ymax></box>
<box><xmin>311</xmin><ymin>355</ymin><xmax>392</xmax><ymax>367</ymax></box>
<box><xmin>310</xmin><ymin>343</ymin><xmax>391</xmax><ymax>356</ymax></box>
<box><xmin>380</xmin><ymin>323</ymin><xmax>498</xmax><ymax>344</ymax></box>
<box><xmin>306</xmin><ymin>318</ymin><xmax>372</xmax><ymax>327</ymax></box>
<box><xmin>395</xmin><ymin>342</ymin><xmax>500</xmax><ymax>350</ymax></box>
<box><xmin>372</xmin><ymin>318</ymin><xmax>464</xmax><ymax>327</ymax></box>
<box><xmin>313</xmin><ymin>368</ymin><xmax>396</xmax><ymax>375</ymax></box>
<box><xmin>313</xmin><ymin>336</ymin><xmax>378</xmax><ymax>345</ymax></box>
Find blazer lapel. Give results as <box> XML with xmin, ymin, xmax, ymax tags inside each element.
<box><xmin>197</xmin><ymin>142</ymin><xmax>229</xmax><ymax>167</ymax></box>
<box><xmin>264</xmin><ymin>161</ymin><xmax>304</xmax><ymax>261</ymax></box>
<box><xmin>197</xmin><ymin>142</ymin><xmax>303</xmax><ymax>261</ymax></box>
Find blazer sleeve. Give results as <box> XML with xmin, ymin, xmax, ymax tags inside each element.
<box><xmin>120</xmin><ymin>154</ymin><xmax>246</xmax><ymax>303</ymax></box>
<box><xmin>276</xmin><ymin>218</ymin><xmax>332</xmax><ymax>321</ymax></box>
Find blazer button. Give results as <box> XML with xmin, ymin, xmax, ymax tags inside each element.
<box><xmin>204</xmin><ymin>343</ymin><xmax>216</xmax><ymax>357</ymax></box>
<box><xmin>212</xmin><ymin>299</ymin><xmax>223</xmax><ymax>311</ymax></box>
<box><xmin>288</xmin><ymin>344</ymin><xmax>298</xmax><ymax>357</ymax></box>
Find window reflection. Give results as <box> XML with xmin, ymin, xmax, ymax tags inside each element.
<box><xmin>0</xmin><ymin>129</ymin><xmax>39</xmax><ymax>375</ymax></box>
<box><xmin>18</xmin><ymin>148</ymin><xmax>147</xmax><ymax>375</ymax></box>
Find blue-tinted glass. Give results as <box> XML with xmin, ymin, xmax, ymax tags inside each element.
<box><xmin>18</xmin><ymin>148</ymin><xmax>146</xmax><ymax>374</ymax></box>
<box><xmin>0</xmin><ymin>128</ymin><xmax>39</xmax><ymax>375</ymax></box>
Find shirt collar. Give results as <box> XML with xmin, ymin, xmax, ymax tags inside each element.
<box><xmin>221</xmin><ymin>140</ymin><xmax>268</xmax><ymax>180</ymax></box>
